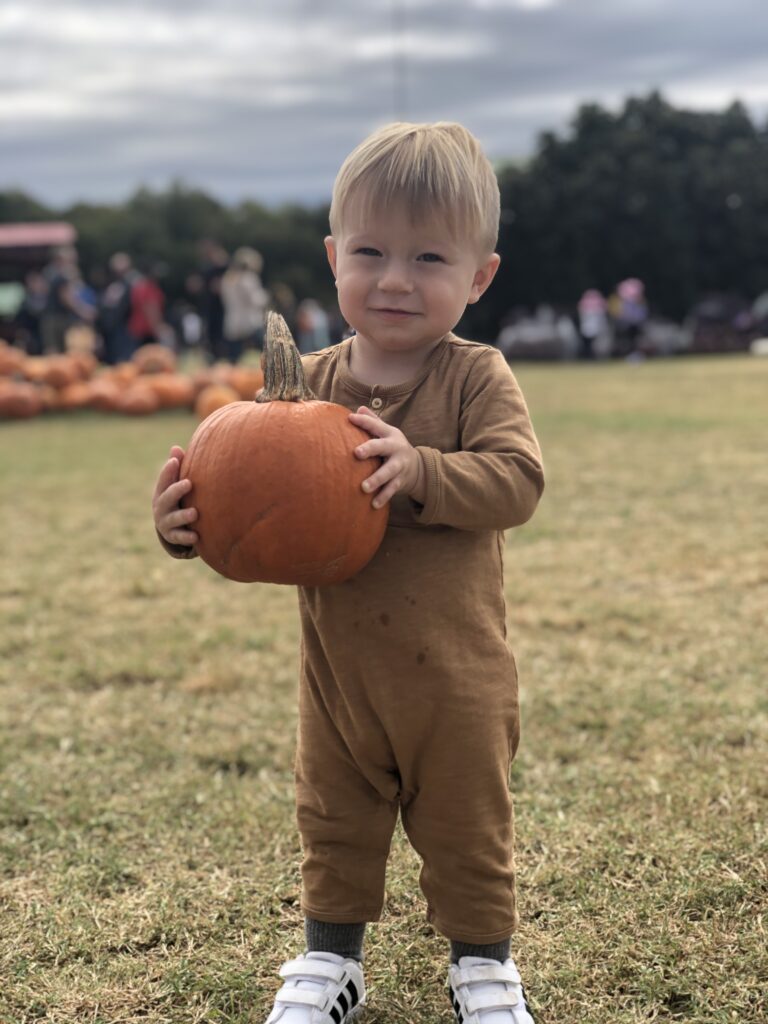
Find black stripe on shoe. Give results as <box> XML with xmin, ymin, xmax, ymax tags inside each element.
<box><xmin>346</xmin><ymin>979</ymin><xmax>360</xmax><ymax>1007</ymax></box>
<box><xmin>448</xmin><ymin>983</ymin><xmax>463</xmax><ymax>1022</ymax></box>
<box><xmin>329</xmin><ymin>1005</ymin><xmax>341</xmax><ymax>1024</ymax></box>
<box><xmin>337</xmin><ymin>989</ymin><xmax>349</xmax><ymax>1016</ymax></box>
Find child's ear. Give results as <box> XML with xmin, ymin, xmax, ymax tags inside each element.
<box><xmin>324</xmin><ymin>236</ymin><xmax>338</xmax><ymax>281</ymax></box>
<box><xmin>467</xmin><ymin>253</ymin><xmax>501</xmax><ymax>304</ymax></box>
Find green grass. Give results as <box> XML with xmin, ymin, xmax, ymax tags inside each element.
<box><xmin>1</xmin><ymin>354</ymin><xmax>766</xmax><ymax>1022</ymax></box>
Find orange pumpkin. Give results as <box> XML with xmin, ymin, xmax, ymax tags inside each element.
<box><xmin>190</xmin><ymin>362</ymin><xmax>237</xmax><ymax>398</ymax></box>
<box><xmin>180</xmin><ymin>312</ymin><xmax>387</xmax><ymax>584</ymax></box>
<box><xmin>0</xmin><ymin>343</ymin><xmax>26</xmax><ymax>377</ymax></box>
<box><xmin>228</xmin><ymin>365</ymin><xmax>265</xmax><ymax>400</ymax></box>
<box><xmin>68</xmin><ymin>350</ymin><xmax>98</xmax><ymax>380</ymax></box>
<box><xmin>132</xmin><ymin>344</ymin><xmax>177</xmax><ymax>375</ymax></box>
<box><xmin>194</xmin><ymin>382</ymin><xmax>240</xmax><ymax>421</ymax></box>
<box><xmin>105</xmin><ymin>363</ymin><xmax>140</xmax><ymax>386</ymax></box>
<box><xmin>113</xmin><ymin>383</ymin><xmax>161</xmax><ymax>415</ymax></box>
<box><xmin>0</xmin><ymin>381</ymin><xmax>44</xmax><ymax>418</ymax></box>
<box><xmin>144</xmin><ymin>373</ymin><xmax>195</xmax><ymax>409</ymax></box>
<box><xmin>19</xmin><ymin>356</ymin><xmax>50</xmax><ymax>384</ymax></box>
<box><xmin>37</xmin><ymin>384</ymin><xmax>60</xmax><ymax>411</ymax></box>
<box><xmin>88</xmin><ymin>377</ymin><xmax>123</xmax><ymax>412</ymax></box>
<box><xmin>39</xmin><ymin>355</ymin><xmax>82</xmax><ymax>390</ymax></box>
<box><xmin>57</xmin><ymin>381</ymin><xmax>93</xmax><ymax>410</ymax></box>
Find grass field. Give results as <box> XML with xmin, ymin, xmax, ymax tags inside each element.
<box><xmin>1</xmin><ymin>354</ymin><xmax>766</xmax><ymax>1023</ymax></box>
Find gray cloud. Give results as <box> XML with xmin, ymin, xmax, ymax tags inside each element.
<box><xmin>2</xmin><ymin>0</ymin><xmax>767</xmax><ymax>207</ymax></box>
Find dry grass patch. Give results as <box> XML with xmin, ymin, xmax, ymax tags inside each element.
<box><xmin>1</xmin><ymin>355</ymin><xmax>766</xmax><ymax>1022</ymax></box>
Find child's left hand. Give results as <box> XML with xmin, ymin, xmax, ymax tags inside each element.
<box><xmin>349</xmin><ymin>406</ymin><xmax>424</xmax><ymax>509</ymax></box>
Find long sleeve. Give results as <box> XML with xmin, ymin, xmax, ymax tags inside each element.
<box><xmin>411</xmin><ymin>347</ymin><xmax>544</xmax><ymax>531</ymax></box>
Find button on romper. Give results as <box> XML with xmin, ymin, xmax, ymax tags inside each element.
<box><xmin>295</xmin><ymin>334</ymin><xmax>544</xmax><ymax>944</ymax></box>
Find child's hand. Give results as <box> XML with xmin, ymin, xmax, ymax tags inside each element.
<box><xmin>152</xmin><ymin>444</ymin><xmax>199</xmax><ymax>547</ymax></box>
<box><xmin>349</xmin><ymin>406</ymin><xmax>424</xmax><ymax>509</ymax></box>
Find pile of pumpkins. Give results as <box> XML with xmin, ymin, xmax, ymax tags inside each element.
<box><xmin>0</xmin><ymin>341</ymin><xmax>264</xmax><ymax>422</ymax></box>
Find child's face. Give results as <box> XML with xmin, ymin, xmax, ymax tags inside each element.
<box><xmin>325</xmin><ymin>200</ymin><xmax>499</xmax><ymax>356</ymax></box>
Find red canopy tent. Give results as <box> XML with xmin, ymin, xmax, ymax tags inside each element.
<box><xmin>0</xmin><ymin>222</ymin><xmax>77</xmax><ymax>281</ymax></box>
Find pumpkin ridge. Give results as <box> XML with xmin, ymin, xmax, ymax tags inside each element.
<box><xmin>220</xmin><ymin>500</ymin><xmax>281</xmax><ymax>577</ymax></box>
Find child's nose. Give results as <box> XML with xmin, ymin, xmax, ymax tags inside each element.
<box><xmin>377</xmin><ymin>261</ymin><xmax>413</xmax><ymax>293</ymax></box>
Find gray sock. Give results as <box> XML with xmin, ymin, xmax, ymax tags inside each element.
<box><xmin>450</xmin><ymin>938</ymin><xmax>511</xmax><ymax>964</ymax></box>
<box><xmin>305</xmin><ymin>917</ymin><xmax>366</xmax><ymax>962</ymax></box>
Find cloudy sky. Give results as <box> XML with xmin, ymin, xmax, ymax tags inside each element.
<box><xmin>3</xmin><ymin>0</ymin><xmax>768</xmax><ymax>209</ymax></box>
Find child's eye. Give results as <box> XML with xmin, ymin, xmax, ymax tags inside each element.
<box><xmin>354</xmin><ymin>247</ymin><xmax>381</xmax><ymax>257</ymax></box>
<box><xmin>418</xmin><ymin>252</ymin><xmax>444</xmax><ymax>263</ymax></box>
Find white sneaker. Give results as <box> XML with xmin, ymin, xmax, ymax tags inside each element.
<box><xmin>447</xmin><ymin>956</ymin><xmax>536</xmax><ymax>1024</ymax></box>
<box><xmin>265</xmin><ymin>951</ymin><xmax>366</xmax><ymax>1023</ymax></box>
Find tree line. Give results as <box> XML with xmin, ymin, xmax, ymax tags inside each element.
<box><xmin>2</xmin><ymin>92</ymin><xmax>767</xmax><ymax>341</ymax></box>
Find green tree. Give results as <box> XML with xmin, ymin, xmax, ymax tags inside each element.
<box><xmin>491</xmin><ymin>91</ymin><xmax>768</xmax><ymax>324</ymax></box>
<box><xmin>3</xmin><ymin>92</ymin><xmax>767</xmax><ymax>335</ymax></box>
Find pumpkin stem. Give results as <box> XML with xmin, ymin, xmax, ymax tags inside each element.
<box><xmin>256</xmin><ymin>311</ymin><xmax>317</xmax><ymax>403</ymax></box>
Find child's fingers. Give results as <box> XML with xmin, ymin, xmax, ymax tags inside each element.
<box><xmin>152</xmin><ymin>457</ymin><xmax>179</xmax><ymax>501</ymax></box>
<box><xmin>164</xmin><ymin>506</ymin><xmax>198</xmax><ymax>530</ymax></box>
<box><xmin>361</xmin><ymin>463</ymin><xmax>395</xmax><ymax>496</ymax></box>
<box><xmin>370</xmin><ymin>476</ymin><xmax>401</xmax><ymax>510</ymax></box>
<box><xmin>169</xmin><ymin>444</ymin><xmax>186</xmax><ymax>462</ymax></box>
<box><xmin>166</xmin><ymin>527</ymin><xmax>199</xmax><ymax>546</ymax></box>
<box><xmin>349</xmin><ymin>409</ymin><xmax>389</xmax><ymax>436</ymax></box>
<box><xmin>162</xmin><ymin>477</ymin><xmax>193</xmax><ymax>506</ymax></box>
<box><xmin>154</xmin><ymin>478</ymin><xmax>193</xmax><ymax>519</ymax></box>
<box><xmin>354</xmin><ymin>437</ymin><xmax>391</xmax><ymax>460</ymax></box>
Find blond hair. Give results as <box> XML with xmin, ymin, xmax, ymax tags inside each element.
<box><xmin>329</xmin><ymin>121</ymin><xmax>500</xmax><ymax>254</ymax></box>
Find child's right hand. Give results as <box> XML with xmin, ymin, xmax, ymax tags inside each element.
<box><xmin>152</xmin><ymin>444</ymin><xmax>199</xmax><ymax>548</ymax></box>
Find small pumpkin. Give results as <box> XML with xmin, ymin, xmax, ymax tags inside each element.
<box><xmin>20</xmin><ymin>356</ymin><xmax>50</xmax><ymax>385</ymax></box>
<box><xmin>144</xmin><ymin>373</ymin><xmax>195</xmax><ymax>409</ymax></box>
<box><xmin>0</xmin><ymin>343</ymin><xmax>26</xmax><ymax>377</ymax></box>
<box><xmin>132</xmin><ymin>344</ymin><xmax>177</xmax><ymax>375</ymax></box>
<box><xmin>88</xmin><ymin>377</ymin><xmax>123</xmax><ymax>412</ymax></box>
<box><xmin>68</xmin><ymin>349</ymin><xmax>98</xmax><ymax>380</ymax></box>
<box><xmin>194</xmin><ymin>382</ymin><xmax>240</xmax><ymax>421</ymax></box>
<box><xmin>113</xmin><ymin>383</ymin><xmax>161</xmax><ymax>415</ymax></box>
<box><xmin>228</xmin><ymin>365</ymin><xmax>265</xmax><ymax>400</ymax></box>
<box><xmin>39</xmin><ymin>355</ymin><xmax>82</xmax><ymax>390</ymax></box>
<box><xmin>37</xmin><ymin>384</ymin><xmax>60</xmax><ymax>411</ymax></box>
<box><xmin>57</xmin><ymin>381</ymin><xmax>93</xmax><ymax>410</ymax></box>
<box><xmin>190</xmin><ymin>362</ymin><xmax>238</xmax><ymax>398</ymax></box>
<box><xmin>180</xmin><ymin>312</ymin><xmax>387</xmax><ymax>584</ymax></box>
<box><xmin>105</xmin><ymin>363</ymin><xmax>140</xmax><ymax>386</ymax></box>
<box><xmin>0</xmin><ymin>381</ymin><xmax>44</xmax><ymax>419</ymax></box>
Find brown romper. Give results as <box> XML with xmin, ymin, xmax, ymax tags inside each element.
<box><xmin>160</xmin><ymin>333</ymin><xmax>544</xmax><ymax>944</ymax></box>
<box><xmin>295</xmin><ymin>334</ymin><xmax>544</xmax><ymax>944</ymax></box>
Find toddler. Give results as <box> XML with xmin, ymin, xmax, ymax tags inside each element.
<box><xmin>153</xmin><ymin>121</ymin><xmax>544</xmax><ymax>1024</ymax></box>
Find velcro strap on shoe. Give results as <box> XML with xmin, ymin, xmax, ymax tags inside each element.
<box><xmin>465</xmin><ymin>989</ymin><xmax>524</xmax><ymax>1015</ymax></box>
<box><xmin>275</xmin><ymin>985</ymin><xmax>329</xmax><ymax>1010</ymax></box>
<box><xmin>454</xmin><ymin>964</ymin><xmax>522</xmax><ymax>986</ymax></box>
<box><xmin>279</xmin><ymin>959</ymin><xmax>345</xmax><ymax>983</ymax></box>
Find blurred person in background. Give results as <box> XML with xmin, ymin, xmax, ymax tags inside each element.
<box><xmin>221</xmin><ymin>246</ymin><xmax>269</xmax><ymax>362</ymax></box>
<box><xmin>130</xmin><ymin>261</ymin><xmax>171</xmax><ymax>348</ymax></box>
<box><xmin>40</xmin><ymin>246</ymin><xmax>95</xmax><ymax>353</ymax></box>
<box><xmin>97</xmin><ymin>252</ymin><xmax>139</xmax><ymax>364</ymax></box>
<box><xmin>17</xmin><ymin>270</ymin><xmax>48</xmax><ymax>355</ymax></box>
<box><xmin>577</xmin><ymin>288</ymin><xmax>610</xmax><ymax>360</ymax></box>
<box><xmin>296</xmin><ymin>297</ymin><xmax>331</xmax><ymax>354</ymax></box>
<box><xmin>198</xmin><ymin>240</ymin><xmax>229</xmax><ymax>362</ymax></box>
<box><xmin>270</xmin><ymin>281</ymin><xmax>299</xmax><ymax>337</ymax></box>
<box><xmin>611</xmin><ymin>277</ymin><xmax>648</xmax><ymax>358</ymax></box>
